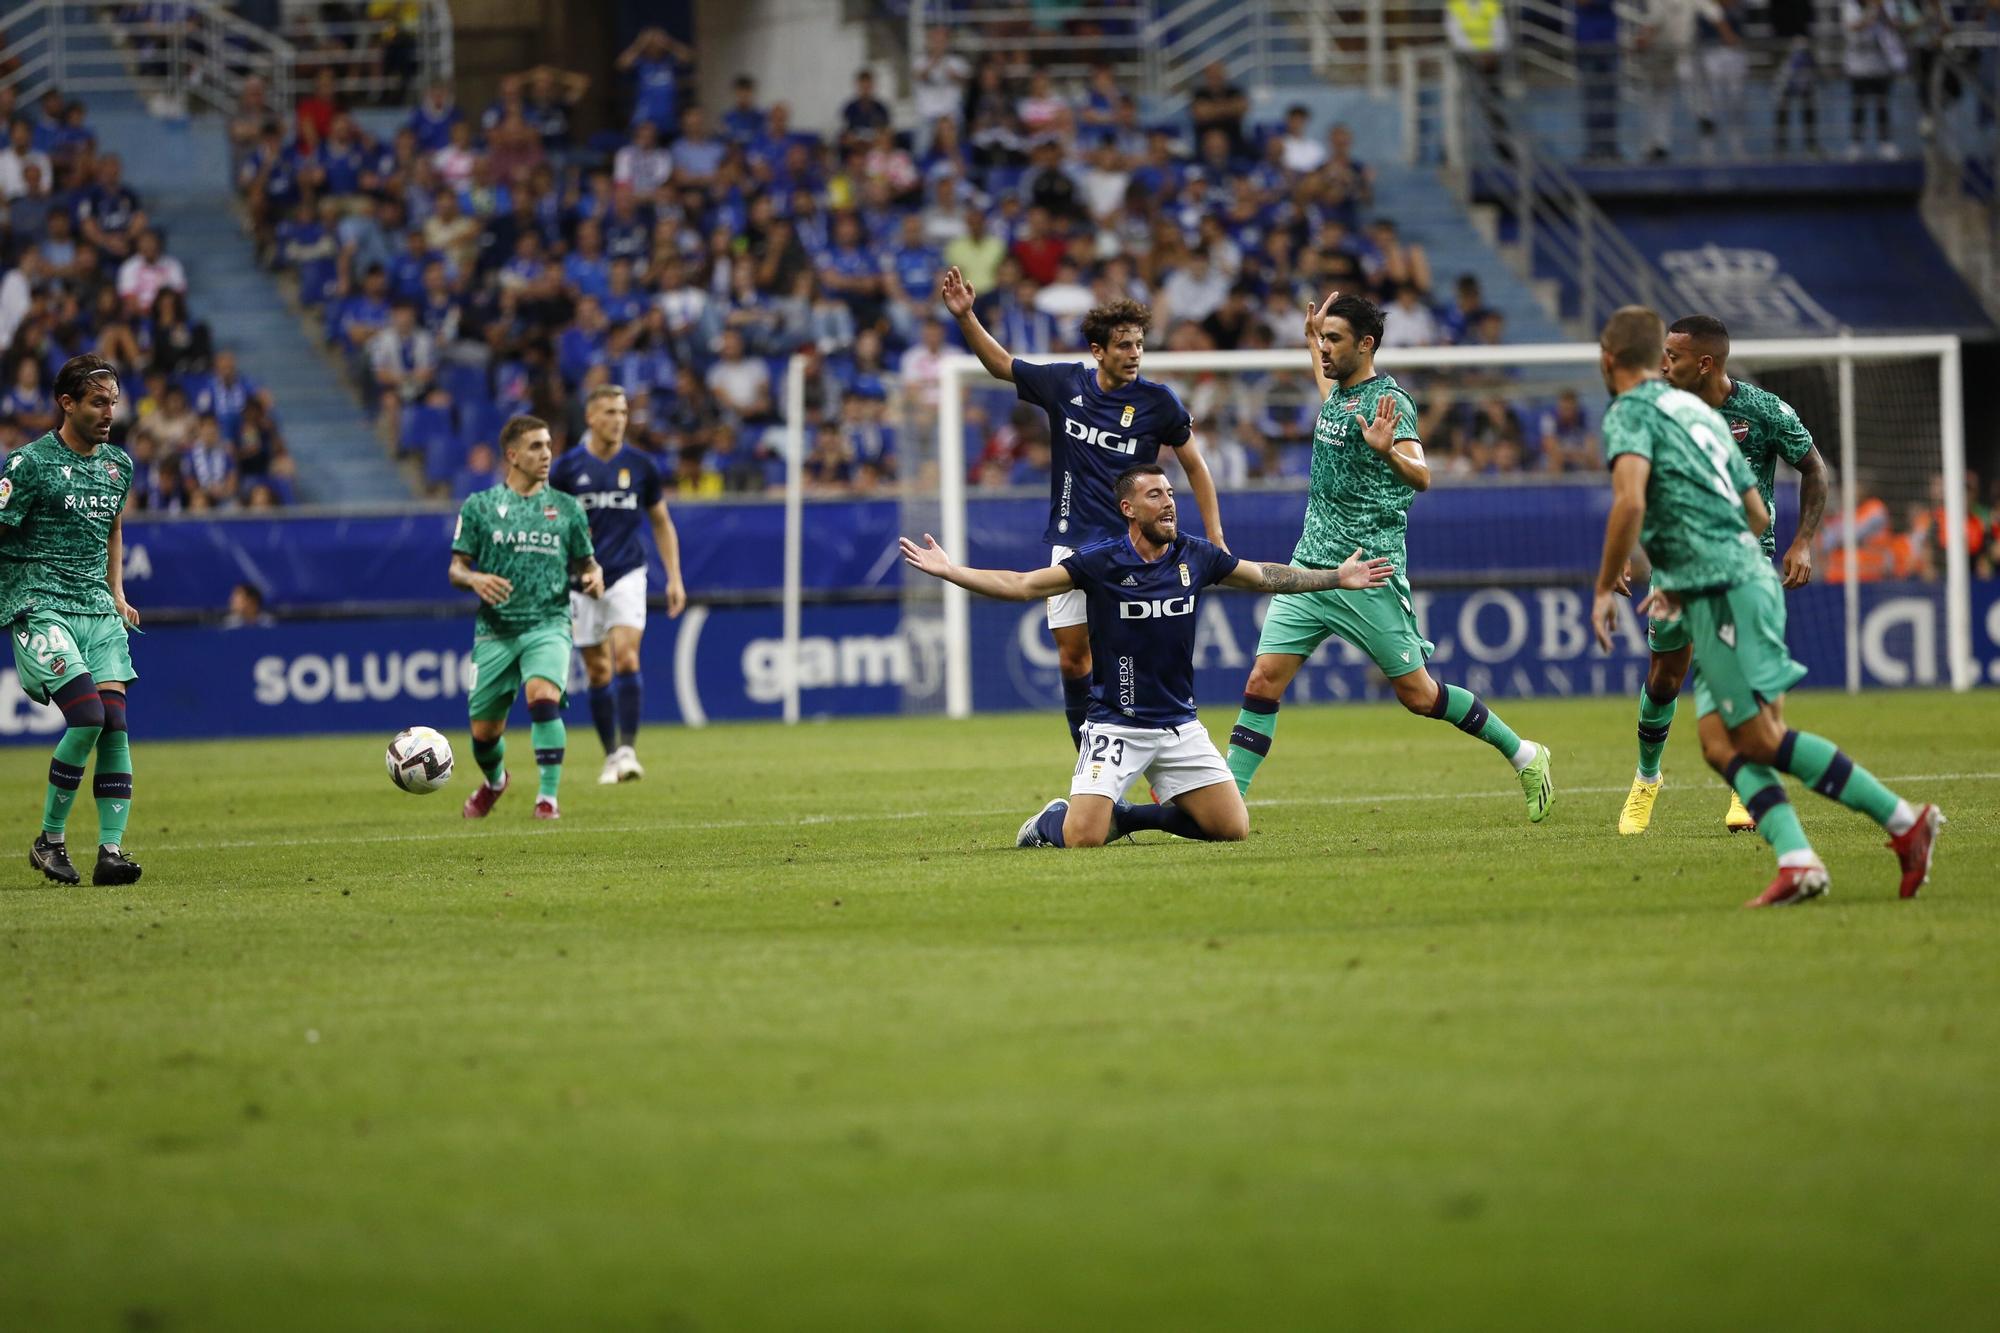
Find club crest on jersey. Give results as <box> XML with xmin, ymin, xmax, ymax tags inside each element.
<box><xmin>50</xmin><ymin>657</ymin><xmax>66</xmax><ymax>675</ymax></box>
<box><xmin>1120</xmin><ymin>405</ymin><xmax>1135</xmax><ymax>428</ymax></box>
<box><xmin>1178</xmin><ymin>562</ymin><xmax>1190</xmax><ymax>587</ymax></box>
<box><xmin>543</xmin><ymin>505</ymin><xmax>559</xmax><ymax>520</ymax></box>
<box><xmin>618</xmin><ymin>468</ymin><xmax>631</xmax><ymax>488</ymax></box>
<box><xmin>106</xmin><ymin>464</ymin><xmax>120</xmax><ymax>482</ymax></box>
<box><xmin>0</xmin><ymin>477</ymin><xmax>11</xmax><ymax>508</ymax></box>
<box><xmin>1729</xmin><ymin>420</ymin><xmax>1750</xmax><ymax>443</ymax></box>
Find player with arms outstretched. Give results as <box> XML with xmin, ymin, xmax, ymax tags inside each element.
<box><xmin>939</xmin><ymin>268</ymin><xmax>1228</xmax><ymax>751</ymax></box>
<box><xmin>902</xmin><ymin>463</ymin><xmax>1391</xmax><ymax>848</ymax></box>
<box><xmin>452</xmin><ymin>414</ymin><xmax>603</xmax><ymax>821</ymax></box>
<box><xmin>1</xmin><ymin>354</ymin><xmax>144</xmax><ymax>885</ymax></box>
<box><xmin>1591</xmin><ymin>306</ymin><xmax>1941</xmax><ymax>906</ymax></box>
<box><xmin>550</xmin><ymin>383</ymin><xmax>687</xmax><ymax>786</ymax></box>
<box><xmin>1222</xmin><ymin>293</ymin><xmax>1552</xmax><ymax>820</ymax></box>
<box><xmin>1619</xmin><ymin>313</ymin><xmax>1831</xmax><ymax>834</ymax></box>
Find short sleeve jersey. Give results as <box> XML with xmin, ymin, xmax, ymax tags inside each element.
<box><xmin>1293</xmin><ymin>372</ymin><xmax>1421</xmax><ymax>569</ymax></box>
<box><xmin>1718</xmin><ymin>378</ymin><xmax>1816</xmax><ymax>557</ymax></box>
<box><xmin>1059</xmin><ymin>534</ymin><xmax>1239</xmax><ymax>728</ymax></box>
<box><xmin>451</xmin><ymin>483</ymin><xmax>594</xmax><ymax>638</ymax></box>
<box><xmin>1603</xmin><ymin>380</ymin><xmax>1765</xmax><ymax>593</ymax></box>
<box><xmin>1013</xmin><ymin>359</ymin><xmax>1193</xmax><ymax>548</ymax></box>
<box><xmin>0</xmin><ymin>432</ymin><xmax>132</xmax><ymax>623</ymax></box>
<box><xmin>549</xmin><ymin>441</ymin><xmax>663</xmax><ymax>587</ymax></box>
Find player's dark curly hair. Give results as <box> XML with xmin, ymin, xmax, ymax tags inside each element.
<box><xmin>1081</xmin><ymin>299</ymin><xmax>1152</xmax><ymax>351</ymax></box>
<box><xmin>1328</xmin><ymin>294</ymin><xmax>1385</xmax><ymax>352</ymax></box>
<box><xmin>53</xmin><ymin>353</ymin><xmax>120</xmax><ymax>407</ymax></box>
<box><xmin>1114</xmin><ymin>462</ymin><xmax>1167</xmax><ymax>503</ymax></box>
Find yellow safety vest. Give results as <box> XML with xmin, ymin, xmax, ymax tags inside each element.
<box><xmin>1448</xmin><ymin>0</ymin><xmax>1503</xmax><ymax>53</ymax></box>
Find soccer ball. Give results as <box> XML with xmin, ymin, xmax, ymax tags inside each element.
<box><xmin>386</xmin><ymin>726</ymin><xmax>454</xmax><ymax>794</ymax></box>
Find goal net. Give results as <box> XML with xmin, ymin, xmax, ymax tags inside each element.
<box><xmin>791</xmin><ymin>335</ymin><xmax>1972</xmax><ymax>724</ymax></box>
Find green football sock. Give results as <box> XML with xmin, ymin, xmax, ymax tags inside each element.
<box><xmin>94</xmin><ymin>730</ymin><xmax>133</xmax><ymax>849</ymax></box>
<box><xmin>44</xmin><ymin>725</ymin><xmax>100</xmax><ymax>838</ymax></box>
<box><xmin>1727</xmin><ymin>758</ymin><xmax>1815</xmax><ymax>860</ymax></box>
<box><xmin>1774</xmin><ymin>729</ymin><xmax>1900</xmax><ymax>827</ymax></box>
<box><xmin>1430</xmin><ymin>683</ymin><xmax>1530</xmax><ymax>768</ymax></box>
<box><xmin>1636</xmin><ymin>685</ymin><xmax>1676</xmax><ymax>781</ymax></box>
<box><xmin>1226</xmin><ymin>695</ymin><xmax>1279</xmax><ymax>795</ymax></box>
<box><xmin>530</xmin><ymin>718</ymin><xmax>565</xmax><ymax>801</ymax></box>
<box><xmin>472</xmin><ymin>735</ymin><xmax>506</xmax><ymax>786</ymax></box>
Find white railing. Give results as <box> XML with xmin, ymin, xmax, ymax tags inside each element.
<box><xmin>276</xmin><ymin>0</ymin><xmax>454</xmax><ymax>100</ymax></box>
<box><xmin>0</xmin><ymin>0</ymin><xmax>297</xmax><ymax>115</ymax></box>
<box><xmin>1922</xmin><ymin>32</ymin><xmax>2000</xmax><ymax>320</ymax></box>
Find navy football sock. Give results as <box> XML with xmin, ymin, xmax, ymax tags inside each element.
<box><xmin>1035</xmin><ymin>803</ymin><xmax>1069</xmax><ymax>847</ymax></box>
<box><xmin>613</xmin><ymin>671</ymin><xmax>642</xmax><ymax>750</ymax></box>
<box><xmin>1113</xmin><ymin>800</ymin><xmax>1209</xmax><ymax>840</ymax></box>
<box><xmin>587</xmin><ymin>684</ymin><xmax>616</xmax><ymax>755</ymax></box>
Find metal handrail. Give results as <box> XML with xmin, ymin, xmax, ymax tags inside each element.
<box><xmin>1</xmin><ymin>0</ymin><xmax>301</xmax><ymax>115</ymax></box>
<box><xmin>1920</xmin><ymin>32</ymin><xmax>2000</xmax><ymax>318</ymax></box>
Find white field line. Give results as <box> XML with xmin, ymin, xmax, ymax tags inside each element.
<box><xmin>144</xmin><ymin>772</ymin><xmax>2000</xmax><ymax>855</ymax></box>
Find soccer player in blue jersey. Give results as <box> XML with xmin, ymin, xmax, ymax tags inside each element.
<box><xmin>901</xmin><ymin>463</ymin><xmax>1392</xmax><ymax>849</ymax></box>
<box><xmin>549</xmin><ymin>384</ymin><xmax>687</xmax><ymax>785</ymax></box>
<box><xmin>940</xmin><ymin>267</ymin><xmax>1229</xmax><ymax>751</ymax></box>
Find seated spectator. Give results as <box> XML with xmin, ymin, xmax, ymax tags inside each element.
<box><xmin>279</xmin><ymin>198</ymin><xmax>343</xmax><ymax>306</ymax></box>
<box><xmin>370</xmin><ymin>301</ymin><xmax>439</xmax><ymax>422</ymax></box>
<box><xmin>330</xmin><ymin>265</ymin><xmax>394</xmax><ymax>355</ymax></box>
<box><xmin>1</xmin><ymin>356</ymin><xmax>56</xmax><ymax>436</ymax></box>
<box><xmin>227</xmin><ymin>75</ymin><xmax>278</xmax><ymax>168</ymax></box>
<box><xmin>1279</xmin><ymin>104</ymin><xmax>1327</xmax><ymax>173</ymax></box>
<box><xmin>0</xmin><ymin>115</ymin><xmax>52</xmax><ymax>200</ymax></box>
<box><xmin>8</xmin><ymin>159</ymin><xmax>56</xmax><ymax>239</ymax></box>
<box><xmin>431</xmin><ymin>118</ymin><xmax>479</xmax><ymax>187</ymax></box>
<box><xmin>705</xmin><ymin>327</ymin><xmax>775</xmax><ymax>424</ymax></box>
<box><xmin>485</xmin><ymin>105</ymin><xmax>546</xmax><ymax>186</ymax></box>
<box><xmin>818</xmin><ymin>211</ymin><xmax>884</xmax><ymax>322</ymax></box>
<box><xmin>723</xmin><ymin>74</ymin><xmax>767</xmax><ymax>145</ymax></box>
<box><xmin>407</xmin><ymin>80</ymin><xmax>464</xmax><ymax>153</ymax></box>
<box><xmin>296</xmin><ymin>68</ymin><xmax>342</xmax><ymax>142</ymax></box>
<box><xmin>1189</xmin><ymin>61</ymin><xmax>1249</xmax><ymax>159</ymax></box>
<box><xmin>142</xmin><ymin>288</ymin><xmax>212</xmax><ymax>379</ymax></box>
<box><xmin>1537</xmin><ymin>389</ymin><xmax>1597</xmax><ymax>472</ymax></box>
<box><xmin>614</xmin><ymin>119</ymin><xmax>674</xmax><ymax>196</ymax></box>
<box><xmin>190</xmin><ymin>349</ymin><xmax>265</xmax><ymax>442</ymax></box>
<box><xmin>1438</xmin><ymin>273</ymin><xmax>1489</xmax><ymax>344</ymax></box>
<box><xmin>184</xmin><ymin>413</ymin><xmax>239</xmax><ymax>506</ymax></box>
<box><xmin>452</xmin><ymin>440</ymin><xmax>500</xmax><ymax>500</ymax></box>
<box><xmin>116</xmin><ymin>229</ymin><xmax>187</xmax><ymax>317</ymax></box>
<box><xmin>841</xmin><ymin>69</ymin><xmax>893</xmax><ymax>145</ymax></box>
<box><xmin>672</xmin><ymin>106</ymin><xmax>726</xmax><ymax>185</ymax></box>
<box><xmin>1160</xmin><ymin>246</ymin><xmax>1230</xmax><ymax>328</ymax></box>
<box><xmin>78</xmin><ymin>155</ymin><xmax>145</xmax><ymax>264</ymax></box>
<box><xmin>148</xmin><ymin>384</ymin><xmax>200</xmax><ymax>450</ymax></box>
<box><xmin>1379</xmin><ymin>283</ymin><xmax>1441</xmax><ymax>349</ymax></box>
<box><xmin>223</xmin><ymin>582</ymin><xmax>277</xmax><ymax>630</ymax></box>
<box><xmin>1365</xmin><ymin>219</ymin><xmax>1433</xmax><ymax>298</ymax></box>
<box><xmin>1464</xmin><ymin>397</ymin><xmax>1525</xmax><ymax>473</ymax></box>
<box><xmin>422</xmin><ymin>189</ymin><xmax>481</xmax><ymax>276</ymax></box>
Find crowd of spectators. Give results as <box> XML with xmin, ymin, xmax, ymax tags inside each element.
<box><xmin>1</xmin><ymin>85</ymin><xmax>294</xmax><ymax>510</ymax></box>
<box><xmin>231</xmin><ymin>26</ymin><xmax>1559</xmax><ymax>499</ymax></box>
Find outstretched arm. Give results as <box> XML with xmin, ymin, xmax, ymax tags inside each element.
<box><xmin>1220</xmin><ymin>547</ymin><xmax>1394</xmax><ymax>593</ymax></box>
<box><xmin>1781</xmin><ymin>446</ymin><xmax>1828</xmax><ymax>588</ymax></box>
<box><xmin>900</xmin><ymin>533</ymin><xmax>1072</xmax><ymax>600</ymax></box>
<box><xmin>939</xmin><ymin>266</ymin><xmax>1015</xmax><ymax>383</ymax></box>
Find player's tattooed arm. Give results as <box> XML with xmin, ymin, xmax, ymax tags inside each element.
<box><xmin>939</xmin><ymin>267</ymin><xmax>1015</xmax><ymax>382</ymax></box>
<box><xmin>1222</xmin><ymin>549</ymin><xmax>1395</xmax><ymax>593</ymax></box>
<box><xmin>573</xmin><ymin>555</ymin><xmax>606</xmax><ymax>599</ymax></box>
<box><xmin>898</xmin><ymin>533</ymin><xmax>1073</xmax><ymax>600</ymax></box>
<box><xmin>449</xmin><ymin>552</ymin><xmax>513</xmax><ymax>606</ymax></box>
<box><xmin>1782</xmin><ymin>447</ymin><xmax>1829</xmax><ymax>588</ymax></box>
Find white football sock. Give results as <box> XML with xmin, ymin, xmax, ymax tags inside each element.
<box><xmin>1885</xmin><ymin>799</ymin><xmax>1918</xmax><ymax>836</ymax></box>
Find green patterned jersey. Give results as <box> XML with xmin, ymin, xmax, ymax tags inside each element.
<box><xmin>0</xmin><ymin>431</ymin><xmax>132</xmax><ymax>622</ymax></box>
<box><xmin>1292</xmin><ymin>372</ymin><xmax>1422</xmax><ymax>568</ymax></box>
<box><xmin>451</xmin><ymin>482</ymin><xmax>594</xmax><ymax>637</ymax></box>
<box><xmin>1717</xmin><ymin>378</ymin><xmax>1816</xmax><ymax>557</ymax></box>
<box><xmin>1604</xmin><ymin>380</ymin><xmax>1765</xmax><ymax>593</ymax></box>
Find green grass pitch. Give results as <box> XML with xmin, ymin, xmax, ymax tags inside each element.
<box><xmin>4</xmin><ymin>689</ymin><xmax>1997</xmax><ymax>1330</ymax></box>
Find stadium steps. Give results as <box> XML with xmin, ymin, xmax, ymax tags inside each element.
<box><xmin>1367</xmin><ymin>162</ymin><xmax>1568</xmax><ymax>345</ymax></box>
<box><xmin>90</xmin><ymin>111</ymin><xmax>412</xmax><ymax>505</ymax></box>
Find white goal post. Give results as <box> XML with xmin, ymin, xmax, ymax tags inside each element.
<box><xmin>903</xmin><ymin>334</ymin><xmax>1972</xmax><ymax>719</ymax></box>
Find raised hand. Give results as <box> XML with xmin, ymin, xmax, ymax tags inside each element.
<box><xmin>1359</xmin><ymin>394</ymin><xmax>1398</xmax><ymax>453</ymax></box>
<box><xmin>939</xmin><ymin>267</ymin><xmax>976</xmax><ymax>319</ymax></box>
<box><xmin>1336</xmin><ymin>546</ymin><xmax>1396</xmax><ymax>589</ymax></box>
<box><xmin>1304</xmin><ymin>290</ymin><xmax>1339</xmax><ymax>347</ymax></box>
<box><xmin>899</xmin><ymin>533</ymin><xmax>954</xmax><ymax>580</ymax></box>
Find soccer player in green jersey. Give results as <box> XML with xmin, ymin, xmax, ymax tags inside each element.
<box><xmin>450</xmin><ymin>415</ymin><xmax>603</xmax><ymax>821</ymax></box>
<box><xmin>1618</xmin><ymin>313</ymin><xmax>1831</xmax><ymax>835</ymax></box>
<box><xmin>1590</xmin><ymin>307</ymin><xmax>1942</xmax><ymax>906</ymax></box>
<box><xmin>1222</xmin><ymin>293</ymin><xmax>1553</xmax><ymax>821</ymax></box>
<box><xmin>1</xmin><ymin>354</ymin><xmax>144</xmax><ymax>885</ymax></box>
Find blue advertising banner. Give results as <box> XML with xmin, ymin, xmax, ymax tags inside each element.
<box><xmin>4</xmin><ymin>581</ymin><xmax>1992</xmax><ymax>744</ymax></box>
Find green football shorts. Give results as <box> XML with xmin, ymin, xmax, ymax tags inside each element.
<box><xmin>9</xmin><ymin>609</ymin><xmax>136</xmax><ymax>704</ymax></box>
<box><xmin>466</xmin><ymin>622</ymin><xmax>572</xmax><ymax>721</ymax></box>
<box><xmin>1254</xmin><ymin>573</ymin><xmax>1434</xmax><ymax>678</ymax></box>
<box><xmin>1682</xmin><ymin>570</ymin><xmax>1808</xmax><ymax>728</ymax></box>
<box><xmin>1647</xmin><ymin>613</ymin><xmax>1692</xmax><ymax>655</ymax></box>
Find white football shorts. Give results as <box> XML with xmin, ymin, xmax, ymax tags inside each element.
<box><xmin>1047</xmin><ymin>544</ymin><xmax>1087</xmax><ymax>630</ymax></box>
<box><xmin>570</xmin><ymin>566</ymin><xmax>648</xmax><ymax>647</ymax></box>
<box><xmin>1071</xmin><ymin>719</ymin><xmax>1234</xmax><ymax>804</ymax></box>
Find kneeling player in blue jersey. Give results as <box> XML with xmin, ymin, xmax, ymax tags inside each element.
<box><xmin>901</xmin><ymin>463</ymin><xmax>1392</xmax><ymax>848</ymax></box>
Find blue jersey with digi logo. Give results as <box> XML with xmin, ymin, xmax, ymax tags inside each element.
<box><xmin>1060</xmin><ymin>534</ymin><xmax>1239</xmax><ymax>728</ymax></box>
<box><xmin>1013</xmin><ymin>359</ymin><xmax>1193</xmax><ymax>548</ymax></box>
<box><xmin>549</xmin><ymin>441</ymin><xmax>663</xmax><ymax>586</ymax></box>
